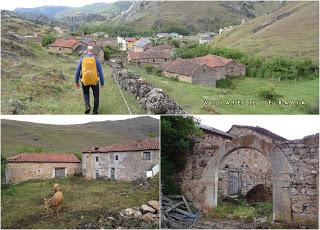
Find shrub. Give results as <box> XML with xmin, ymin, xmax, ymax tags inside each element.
<box><xmin>42</xmin><ymin>34</ymin><xmax>56</xmax><ymax>48</ymax></box>
<box><xmin>258</xmin><ymin>86</ymin><xmax>282</xmax><ymax>101</ymax></box>
<box><xmin>144</xmin><ymin>64</ymin><xmax>156</xmax><ymax>74</ymax></box>
<box><xmin>216</xmin><ymin>77</ymin><xmax>235</xmax><ymax>89</ymax></box>
<box><xmin>305</xmin><ymin>98</ymin><xmax>319</xmax><ymax>114</ymax></box>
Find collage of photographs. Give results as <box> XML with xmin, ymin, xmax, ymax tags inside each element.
<box><xmin>0</xmin><ymin>0</ymin><xmax>319</xmax><ymax>229</ymax></box>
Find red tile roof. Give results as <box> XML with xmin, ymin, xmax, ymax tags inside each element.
<box><xmin>83</xmin><ymin>138</ymin><xmax>160</xmax><ymax>153</ymax></box>
<box><xmin>147</xmin><ymin>45</ymin><xmax>175</xmax><ymax>52</ymax></box>
<box><xmin>128</xmin><ymin>50</ymin><xmax>172</xmax><ymax>60</ymax></box>
<box><xmin>190</xmin><ymin>54</ymin><xmax>233</xmax><ymax>68</ymax></box>
<box><xmin>127</xmin><ymin>37</ymin><xmax>137</xmax><ymax>42</ymax></box>
<box><xmin>7</xmin><ymin>153</ymin><xmax>81</xmax><ymax>163</ymax></box>
<box><xmin>50</xmin><ymin>38</ymin><xmax>80</xmax><ymax>48</ymax></box>
<box><xmin>162</xmin><ymin>58</ymin><xmax>205</xmax><ymax>77</ymax></box>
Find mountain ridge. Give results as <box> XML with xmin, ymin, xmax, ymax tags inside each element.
<box><xmin>1</xmin><ymin>117</ymin><xmax>159</xmax><ymax>158</ymax></box>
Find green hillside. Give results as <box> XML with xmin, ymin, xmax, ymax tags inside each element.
<box><xmin>1</xmin><ymin>12</ymin><xmax>145</xmax><ymax>114</ymax></box>
<box><xmin>214</xmin><ymin>1</ymin><xmax>319</xmax><ymax>63</ymax></box>
<box><xmin>105</xmin><ymin>1</ymin><xmax>284</xmax><ymax>34</ymax></box>
<box><xmin>55</xmin><ymin>1</ymin><xmax>132</xmax><ymax>18</ymax></box>
<box><xmin>1</xmin><ymin>116</ymin><xmax>159</xmax><ymax>158</ymax></box>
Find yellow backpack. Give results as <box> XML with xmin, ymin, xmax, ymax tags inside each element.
<box><xmin>81</xmin><ymin>57</ymin><xmax>99</xmax><ymax>86</ymax></box>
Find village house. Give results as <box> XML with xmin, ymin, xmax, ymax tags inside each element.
<box><xmin>162</xmin><ymin>54</ymin><xmax>246</xmax><ymax>86</ymax></box>
<box><xmin>198</xmin><ymin>32</ymin><xmax>215</xmax><ymax>44</ymax></box>
<box><xmin>5</xmin><ymin>153</ymin><xmax>81</xmax><ymax>183</ymax></box>
<box><xmin>128</xmin><ymin>49</ymin><xmax>172</xmax><ymax>66</ymax></box>
<box><xmin>82</xmin><ymin>139</ymin><xmax>160</xmax><ymax>181</ymax></box>
<box><xmin>117</xmin><ymin>36</ymin><xmax>138</xmax><ymax>51</ymax></box>
<box><xmin>219</xmin><ymin>26</ymin><xmax>233</xmax><ymax>34</ymax></box>
<box><xmin>146</xmin><ymin>44</ymin><xmax>174</xmax><ymax>52</ymax></box>
<box><xmin>133</xmin><ymin>37</ymin><xmax>152</xmax><ymax>52</ymax></box>
<box><xmin>161</xmin><ymin>58</ymin><xmax>217</xmax><ymax>86</ymax></box>
<box><xmin>73</xmin><ymin>43</ymin><xmax>105</xmax><ymax>63</ymax></box>
<box><xmin>49</xmin><ymin>38</ymin><xmax>85</xmax><ymax>53</ymax></box>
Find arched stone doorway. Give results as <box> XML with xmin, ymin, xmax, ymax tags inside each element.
<box><xmin>201</xmin><ymin>134</ymin><xmax>294</xmax><ymax>222</ymax></box>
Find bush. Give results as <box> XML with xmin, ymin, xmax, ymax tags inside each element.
<box><xmin>144</xmin><ymin>64</ymin><xmax>163</xmax><ymax>76</ymax></box>
<box><xmin>16</xmin><ymin>146</ymin><xmax>43</xmax><ymax>153</ymax></box>
<box><xmin>216</xmin><ymin>77</ymin><xmax>235</xmax><ymax>89</ymax></box>
<box><xmin>42</xmin><ymin>34</ymin><xmax>56</xmax><ymax>48</ymax></box>
<box><xmin>258</xmin><ymin>86</ymin><xmax>282</xmax><ymax>101</ymax></box>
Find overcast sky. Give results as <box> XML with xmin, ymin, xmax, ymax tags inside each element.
<box><xmin>0</xmin><ymin>0</ymin><xmax>118</xmax><ymax>10</ymax></box>
<box><xmin>1</xmin><ymin>115</ymin><xmax>159</xmax><ymax>125</ymax></box>
<box><xmin>195</xmin><ymin>115</ymin><xmax>319</xmax><ymax>140</ymax></box>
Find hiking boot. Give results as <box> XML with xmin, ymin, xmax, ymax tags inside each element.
<box><xmin>93</xmin><ymin>111</ymin><xmax>98</xmax><ymax>115</ymax></box>
<box><xmin>85</xmin><ymin>109</ymin><xmax>91</xmax><ymax>114</ymax></box>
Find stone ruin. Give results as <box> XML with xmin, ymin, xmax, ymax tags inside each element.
<box><xmin>109</xmin><ymin>59</ymin><xmax>184</xmax><ymax>114</ymax></box>
<box><xmin>177</xmin><ymin>125</ymin><xmax>319</xmax><ymax>225</ymax></box>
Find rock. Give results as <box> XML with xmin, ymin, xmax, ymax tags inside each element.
<box><xmin>140</xmin><ymin>204</ymin><xmax>155</xmax><ymax>214</ymax></box>
<box><xmin>292</xmin><ymin>203</ymin><xmax>303</xmax><ymax>213</ymax></box>
<box><xmin>119</xmin><ymin>207</ymin><xmax>142</xmax><ymax>218</ymax></box>
<box><xmin>254</xmin><ymin>217</ymin><xmax>267</xmax><ymax>223</ymax></box>
<box><xmin>141</xmin><ymin>212</ymin><xmax>156</xmax><ymax>221</ymax></box>
<box><xmin>147</xmin><ymin>200</ymin><xmax>160</xmax><ymax>212</ymax></box>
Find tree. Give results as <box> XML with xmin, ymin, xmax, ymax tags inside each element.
<box><xmin>161</xmin><ymin>116</ymin><xmax>202</xmax><ymax>194</ymax></box>
<box><xmin>41</xmin><ymin>34</ymin><xmax>57</xmax><ymax>48</ymax></box>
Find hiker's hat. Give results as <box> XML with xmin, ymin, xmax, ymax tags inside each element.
<box><xmin>87</xmin><ymin>46</ymin><xmax>94</xmax><ymax>51</ymax></box>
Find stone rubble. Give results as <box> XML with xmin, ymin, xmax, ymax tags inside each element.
<box><xmin>109</xmin><ymin>59</ymin><xmax>184</xmax><ymax>114</ymax></box>
<box><xmin>119</xmin><ymin>200</ymin><xmax>160</xmax><ymax>222</ymax></box>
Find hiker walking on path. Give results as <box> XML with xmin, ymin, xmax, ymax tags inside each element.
<box><xmin>75</xmin><ymin>46</ymin><xmax>104</xmax><ymax>114</ymax></box>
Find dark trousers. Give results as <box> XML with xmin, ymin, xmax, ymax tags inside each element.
<box><xmin>82</xmin><ymin>82</ymin><xmax>99</xmax><ymax>113</ymax></box>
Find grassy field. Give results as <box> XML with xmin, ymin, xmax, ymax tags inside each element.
<box><xmin>128</xmin><ymin>65</ymin><xmax>318</xmax><ymax>114</ymax></box>
<box><xmin>1</xmin><ymin>176</ymin><xmax>159</xmax><ymax>229</ymax></box>
<box><xmin>1</xmin><ymin>40</ymin><xmax>145</xmax><ymax>115</ymax></box>
<box><xmin>214</xmin><ymin>1</ymin><xmax>319</xmax><ymax>64</ymax></box>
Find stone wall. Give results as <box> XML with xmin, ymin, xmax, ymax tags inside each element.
<box><xmin>176</xmin><ymin>125</ymin><xmax>319</xmax><ymax>223</ymax></box>
<box><xmin>5</xmin><ymin>162</ymin><xmax>81</xmax><ymax>183</ymax></box>
<box><xmin>274</xmin><ymin>134</ymin><xmax>319</xmax><ymax>223</ymax></box>
<box><xmin>218</xmin><ymin>149</ymin><xmax>272</xmax><ymax>197</ymax></box>
<box><xmin>178</xmin><ymin>130</ymin><xmax>232</xmax><ymax>209</ymax></box>
<box><xmin>82</xmin><ymin>150</ymin><xmax>159</xmax><ymax>181</ymax></box>
<box><xmin>110</xmin><ymin>59</ymin><xmax>183</xmax><ymax>114</ymax></box>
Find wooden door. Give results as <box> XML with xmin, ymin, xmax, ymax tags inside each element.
<box><xmin>110</xmin><ymin>168</ymin><xmax>115</xmax><ymax>180</ymax></box>
<box><xmin>228</xmin><ymin>171</ymin><xmax>240</xmax><ymax>195</ymax></box>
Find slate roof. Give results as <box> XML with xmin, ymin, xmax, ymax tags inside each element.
<box><xmin>134</xmin><ymin>38</ymin><xmax>151</xmax><ymax>48</ymax></box>
<box><xmin>191</xmin><ymin>54</ymin><xmax>233</xmax><ymax>68</ymax></box>
<box><xmin>199</xmin><ymin>124</ymin><xmax>234</xmax><ymax>139</ymax></box>
<box><xmin>227</xmin><ymin>125</ymin><xmax>287</xmax><ymax>141</ymax></box>
<box><xmin>50</xmin><ymin>38</ymin><xmax>80</xmax><ymax>48</ymax></box>
<box><xmin>83</xmin><ymin>138</ymin><xmax>159</xmax><ymax>153</ymax></box>
<box><xmin>128</xmin><ymin>49</ymin><xmax>171</xmax><ymax>60</ymax></box>
<box><xmin>7</xmin><ymin>153</ymin><xmax>81</xmax><ymax>163</ymax></box>
<box><xmin>162</xmin><ymin>58</ymin><xmax>206</xmax><ymax>77</ymax></box>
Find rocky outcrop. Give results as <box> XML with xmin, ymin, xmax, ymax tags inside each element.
<box><xmin>110</xmin><ymin>59</ymin><xmax>184</xmax><ymax>114</ymax></box>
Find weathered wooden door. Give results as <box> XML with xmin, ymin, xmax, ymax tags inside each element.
<box><xmin>228</xmin><ymin>171</ymin><xmax>240</xmax><ymax>195</ymax></box>
<box><xmin>55</xmin><ymin>168</ymin><xmax>65</xmax><ymax>178</ymax></box>
<box><xmin>110</xmin><ymin>168</ymin><xmax>115</xmax><ymax>180</ymax></box>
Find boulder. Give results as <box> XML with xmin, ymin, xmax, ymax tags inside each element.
<box><xmin>119</xmin><ymin>207</ymin><xmax>142</xmax><ymax>218</ymax></box>
<box><xmin>140</xmin><ymin>204</ymin><xmax>155</xmax><ymax>214</ymax></box>
<box><xmin>147</xmin><ymin>200</ymin><xmax>160</xmax><ymax>212</ymax></box>
<box><xmin>141</xmin><ymin>212</ymin><xmax>156</xmax><ymax>221</ymax></box>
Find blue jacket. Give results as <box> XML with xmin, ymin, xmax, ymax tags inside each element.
<box><xmin>75</xmin><ymin>54</ymin><xmax>104</xmax><ymax>86</ymax></box>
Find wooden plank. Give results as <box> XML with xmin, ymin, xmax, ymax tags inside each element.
<box><xmin>165</xmin><ymin>201</ymin><xmax>184</xmax><ymax>214</ymax></box>
<box><xmin>181</xmin><ymin>195</ymin><xmax>192</xmax><ymax>213</ymax></box>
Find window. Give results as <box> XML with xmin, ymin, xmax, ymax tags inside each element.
<box><xmin>115</xmin><ymin>155</ymin><xmax>119</xmax><ymax>160</ymax></box>
<box><xmin>143</xmin><ymin>152</ymin><xmax>151</xmax><ymax>160</ymax></box>
<box><xmin>153</xmin><ymin>59</ymin><xmax>155</xmax><ymax>63</ymax></box>
<box><xmin>95</xmin><ymin>156</ymin><xmax>99</xmax><ymax>162</ymax></box>
<box><xmin>55</xmin><ymin>168</ymin><xmax>65</xmax><ymax>178</ymax></box>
